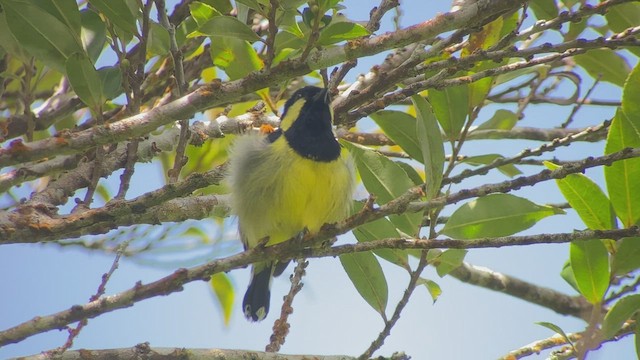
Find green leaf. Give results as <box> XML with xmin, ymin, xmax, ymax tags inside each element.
<box><xmin>545</xmin><ymin>162</ymin><xmax>614</xmax><ymax>230</ymax></box>
<box><xmin>528</xmin><ymin>0</ymin><xmax>558</xmax><ymax>20</ymax></box>
<box><xmin>623</xmin><ymin>62</ymin><xmax>640</xmax><ymax>121</ymax></box>
<box><xmin>209</xmin><ymin>37</ymin><xmax>263</xmax><ymax>80</ymax></box>
<box><xmin>340</xmin><ymin>252</ymin><xmax>388</xmax><ymax>319</ymax></box>
<box><xmin>2</xmin><ymin>0</ymin><xmax>84</xmax><ymax>71</ymax></box>
<box><xmin>342</xmin><ymin>141</ymin><xmax>422</xmax><ymax>235</ymax></box>
<box><xmin>0</xmin><ymin>8</ymin><xmax>30</xmax><ymax>61</ymax></box>
<box><xmin>429</xmin><ymin>85</ymin><xmax>469</xmax><ymax>141</ymax></box>
<box><xmin>277</xmin><ymin>8</ymin><xmax>303</xmax><ymax>38</ymax></box>
<box><xmin>413</xmin><ymin>95</ymin><xmax>444</xmax><ymax>200</ymax></box>
<box><xmin>235</xmin><ymin>0</ymin><xmax>263</xmax><ymax>13</ymax></box>
<box><xmin>417</xmin><ymin>278</ymin><xmax>442</xmax><ymax>303</ymax></box>
<box><xmin>560</xmin><ymin>260</ymin><xmax>580</xmax><ymax>293</ymax></box>
<box><xmin>274</xmin><ymin>30</ymin><xmax>305</xmax><ymax>51</ymax></box>
<box><xmin>462</xmin><ymin>154</ymin><xmax>522</xmax><ymax>178</ymax></box>
<box><xmin>570</xmin><ymin>240</ymin><xmax>610</xmax><ymax>304</ymax></box>
<box><xmin>353</xmin><ymin>216</ymin><xmax>409</xmax><ymax>271</ymax></box>
<box><xmin>396</xmin><ymin>162</ymin><xmax>424</xmax><ymax>186</ymax></box>
<box><xmin>476</xmin><ymin>109</ymin><xmax>518</xmax><ymax>131</ymax></box>
<box><xmin>442</xmin><ymin>194</ymin><xmax>564</xmax><ymax>239</ymax></box>
<box><xmin>318</xmin><ymin>21</ymin><xmax>369</xmax><ymax>45</ymax></box>
<box><xmin>36</xmin><ymin>0</ymin><xmax>81</xmax><ymax>39</ymax></box>
<box><xmin>80</xmin><ymin>9</ymin><xmax>107</xmax><ymax>63</ymax></box>
<box><xmin>195</xmin><ymin>15</ymin><xmax>261</xmax><ymax>42</ymax></box>
<box><xmin>636</xmin><ymin>313</ymin><xmax>640</xmax><ymax>358</ymax></box>
<box><xmin>606</xmin><ymin>3</ymin><xmax>640</xmax><ymax>33</ymax></box>
<box><xmin>148</xmin><ymin>21</ymin><xmax>170</xmax><ymax>56</ymax></box>
<box><xmin>88</xmin><ymin>0</ymin><xmax>138</xmax><ymax>35</ymax></box>
<box><xmin>371</xmin><ymin>110</ymin><xmax>423</xmax><ymax>162</ymax></box>
<box><xmin>612</xmin><ymin>237</ymin><xmax>640</xmax><ymax>275</ymax></box>
<box><xmin>189</xmin><ymin>1</ymin><xmax>222</xmax><ymax>27</ymax></box>
<box><xmin>536</xmin><ymin>322</ymin><xmax>574</xmax><ymax>347</ymax></box>
<box><xmin>602</xmin><ymin>294</ymin><xmax>640</xmax><ymax>339</ymax></box>
<box><xmin>66</xmin><ymin>52</ymin><xmax>103</xmax><ymax>110</ymax></box>
<box><xmin>427</xmin><ymin>249</ymin><xmax>467</xmax><ymax>277</ymax></box>
<box><xmin>201</xmin><ymin>0</ymin><xmax>233</xmax><ymax>13</ymax></box>
<box><xmin>97</xmin><ymin>65</ymin><xmax>123</xmax><ymax>100</ymax></box>
<box><xmin>575</xmin><ymin>49</ymin><xmax>631</xmax><ymax>87</ymax></box>
<box><xmin>605</xmin><ymin>109</ymin><xmax>640</xmax><ymax>228</ymax></box>
<box><xmin>209</xmin><ymin>272</ymin><xmax>234</xmax><ymax>326</ymax></box>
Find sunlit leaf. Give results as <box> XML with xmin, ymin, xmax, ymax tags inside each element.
<box><xmin>475</xmin><ymin>109</ymin><xmax>518</xmax><ymax>131</ymax></box>
<box><xmin>412</xmin><ymin>95</ymin><xmax>444</xmax><ymax>200</ymax></box>
<box><xmin>575</xmin><ymin>49</ymin><xmax>631</xmax><ymax>87</ymax></box>
<box><xmin>318</xmin><ymin>21</ymin><xmax>369</xmax><ymax>45</ymax></box>
<box><xmin>545</xmin><ymin>162</ymin><xmax>614</xmax><ymax>230</ymax></box>
<box><xmin>529</xmin><ymin>0</ymin><xmax>558</xmax><ymax>20</ymax></box>
<box><xmin>602</xmin><ymin>294</ymin><xmax>640</xmax><ymax>339</ymax></box>
<box><xmin>605</xmin><ymin>109</ymin><xmax>640</xmax><ymax>228</ymax></box>
<box><xmin>210</xmin><ymin>38</ymin><xmax>263</xmax><ymax>80</ymax></box>
<box><xmin>570</xmin><ymin>240</ymin><xmax>610</xmax><ymax>304</ymax></box>
<box><xmin>462</xmin><ymin>154</ymin><xmax>521</xmax><ymax>178</ymax></box>
<box><xmin>190</xmin><ymin>1</ymin><xmax>222</xmax><ymax>27</ymax></box>
<box><xmin>340</xmin><ymin>251</ymin><xmax>388</xmax><ymax>319</ymax></box>
<box><xmin>536</xmin><ymin>322</ymin><xmax>574</xmax><ymax>347</ymax></box>
<box><xmin>209</xmin><ymin>272</ymin><xmax>234</xmax><ymax>325</ymax></box>
<box><xmin>442</xmin><ymin>194</ymin><xmax>564</xmax><ymax>239</ymax></box>
<box><xmin>429</xmin><ymin>85</ymin><xmax>469</xmax><ymax>141</ymax></box>
<box><xmin>427</xmin><ymin>249</ymin><xmax>467</xmax><ymax>277</ymax></box>
<box><xmin>371</xmin><ymin>110</ymin><xmax>423</xmax><ymax>162</ymax></box>
<box><xmin>612</xmin><ymin>238</ymin><xmax>640</xmax><ymax>275</ymax></box>
<box><xmin>195</xmin><ymin>16</ymin><xmax>262</xmax><ymax>42</ymax></box>
<box><xmin>417</xmin><ymin>278</ymin><xmax>442</xmax><ymax>303</ymax></box>
<box><xmin>353</xmin><ymin>214</ymin><xmax>409</xmax><ymax>271</ymax></box>
<box><xmin>342</xmin><ymin>141</ymin><xmax>422</xmax><ymax>235</ymax></box>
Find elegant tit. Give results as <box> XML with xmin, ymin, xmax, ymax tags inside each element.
<box><xmin>228</xmin><ymin>86</ymin><xmax>355</xmax><ymax>322</ymax></box>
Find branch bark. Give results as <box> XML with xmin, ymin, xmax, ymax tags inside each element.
<box><xmin>2</xmin><ymin>226</ymin><xmax>639</xmax><ymax>347</ymax></box>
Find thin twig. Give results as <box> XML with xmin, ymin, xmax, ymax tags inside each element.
<box><xmin>445</xmin><ymin>120</ymin><xmax>611</xmax><ymax>185</ymax></box>
<box><xmin>44</xmin><ymin>243</ymin><xmax>126</xmax><ymax>356</ymax></box>
<box><xmin>561</xmin><ymin>76</ymin><xmax>602</xmax><ymax>128</ymax></box>
<box><xmin>264</xmin><ymin>0</ymin><xmax>279</xmax><ymax>69</ymax></box>
<box><xmin>4</xmin><ymin>227</ymin><xmax>640</xmax><ymax>347</ymax></box>
<box><xmin>156</xmin><ymin>0</ymin><xmax>190</xmax><ymax>183</ymax></box>
<box><xmin>266</xmin><ymin>259</ymin><xmax>308</xmax><ymax>352</ymax></box>
<box><xmin>358</xmin><ymin>252</ymin><xmax>429</xmax><ymax>359</ymax></box>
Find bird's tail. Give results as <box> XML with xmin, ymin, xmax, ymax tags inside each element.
<box><xmin>243</xmin><ymin>262</ymin><xmax>273</xmax><ymax>322</ymax></box>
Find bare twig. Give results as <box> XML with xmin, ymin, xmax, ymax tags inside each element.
<box><xmin>45</xmin><ymin>245</ymin><xmax>126</xmax><ymax>356</ymax></box>
<box><xmin>359</xmin><ymin>252</ymin><xmax>429</xmax><ymax>359</ymax></box>
<box><xmin>3</xmin><ymin>227</ymin><xmax>640</xmax><ymax>347</ymax></box>
<box><xmin>266</xmin><ymin>259</ymin><xmax>308</xmax><ymax>352</ymax></box>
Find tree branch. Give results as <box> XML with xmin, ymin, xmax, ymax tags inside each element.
<box><xmin>0</xmin><ymin>0</ymin><xmax>527</xmax><ymax>169</ymax></box>
<box><xmin>2</xmin><ymin>226</ymin><xmax>639</xmax><ymax>347</ymax></box>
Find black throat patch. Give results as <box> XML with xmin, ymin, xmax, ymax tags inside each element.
<box><xmin>283</xmin><ymin>94</ymin><xmax>340</xmax><ymax>162</ymax></box>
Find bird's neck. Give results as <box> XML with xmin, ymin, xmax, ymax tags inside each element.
<box><xmin>284</xmin><ymin>124</ymin><xmax>340</xmax><ymax>162</ymax></box>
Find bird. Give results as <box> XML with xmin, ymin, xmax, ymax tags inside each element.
<box><xmin>227</xmin><ymin>86</ymin><xmax>355</xmax><ymax>322</ymax></box>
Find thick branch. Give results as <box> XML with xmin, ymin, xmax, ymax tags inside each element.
<box><xmin>2</xmin><ymin>227</ymin><xmax>639</xmax><ymax>347</ymax></box>
<box><xmin>13</xmin><ymin>345</ymin><xmax>366</xmax><ymax>360</ymax></box>
<box><xmin>0</xmin><ymin>0</ymin><xmax>526</xmax><ymax>169</ymax></box>
<box><xmin>2</xmin><ymin>146</ymin><xmax>639</xmax><ymax>244</ymax></box>
<box><xmin>450</xmin><ymin>261</ymin><xmax>590</xmax><ymax>319</ymax></box>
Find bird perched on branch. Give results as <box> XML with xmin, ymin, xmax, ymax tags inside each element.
<box><xmin>228</xmin><ymin>86</ymin><xmax>355</xmax><ymax>322</ymax></box>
